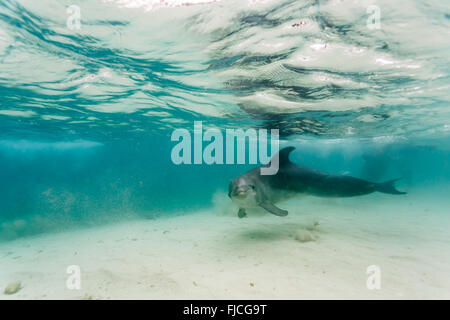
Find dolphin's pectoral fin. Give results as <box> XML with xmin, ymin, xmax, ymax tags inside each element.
<box><xmin>259</xmin><ymin>202</ymin><xmax>288</xmax><ymax>217</ymax></box>
<box><xmin>238</xmin><ymin>208</ymin><xmax>247</xmax><ymax>218</ymax></box>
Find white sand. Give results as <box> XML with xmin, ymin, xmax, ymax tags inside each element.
<box><xmin>1</xmin><ymin>190</ymin><xmax>449</xmax><ymax>300</ymax></box>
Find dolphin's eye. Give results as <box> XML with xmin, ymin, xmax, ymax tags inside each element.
<box><xmin>249</xmin><ymin>185</ymin><xmax>255</xmax><ymax>190</ymax></box>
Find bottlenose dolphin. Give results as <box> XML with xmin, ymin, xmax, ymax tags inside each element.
<box><xmin>228</xmin><ymin>146</ymin><xmax>406</xmax><ymax>218</ymax></box>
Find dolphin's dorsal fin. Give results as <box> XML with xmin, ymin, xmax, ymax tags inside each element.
<box><xmin>272</xmin><ymin>146</ymin><xmax>295</xmax><ymax>167</ymax></box>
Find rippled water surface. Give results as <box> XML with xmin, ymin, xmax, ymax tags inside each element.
<box><xmin>1</xmin><ymin>0</ymin><xmax>449</xmax><ymax>140</ymax></box>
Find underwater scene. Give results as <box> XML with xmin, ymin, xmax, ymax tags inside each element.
<box><xmin>0</xmin><ymin>0</ymin><xmax>449</xmax><ymax>300</ymax></box>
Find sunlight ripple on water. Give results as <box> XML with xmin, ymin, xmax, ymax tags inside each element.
<box><xmin>0</xmin><ymin>0</ymin><xmax>449</xmax><ymax>140</ymax></box>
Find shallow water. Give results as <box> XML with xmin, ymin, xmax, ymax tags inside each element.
<box><xmin>0</xmin><ymin>0</ymin><xmax>449</xmax><ymax>299</ymax></box>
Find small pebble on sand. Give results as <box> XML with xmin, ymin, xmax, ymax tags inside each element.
<box><xmin>294</xmin><ymin>230</ymin><xmax>315</xmax><ymax>243</ymax></box>
<box><xmin>4</xmin><ymin>281</ymin><xmax>21</xmax><ymax>295</ymax></box>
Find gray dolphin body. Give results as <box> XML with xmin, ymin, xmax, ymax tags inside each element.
<box><xmin>228</xmin><ymin>147</ymin><xmax>406</xmax><ymax>218</ymax></box>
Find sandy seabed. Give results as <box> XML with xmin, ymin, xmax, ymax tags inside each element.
<box><xmin>1</xmin><ymin>190</ymin><xmax>449</xmax><ymax>300</ymax></box>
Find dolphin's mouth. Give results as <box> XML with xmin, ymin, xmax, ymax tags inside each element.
<box><xmin>232</xmin><ymin>188</ymin><xmax>248</xmax><ymax>198</ymax></box>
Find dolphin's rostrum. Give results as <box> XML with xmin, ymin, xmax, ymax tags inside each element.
<box><xmin>228</xmin><ymin>146</ymin><xmax>406</xmax><ymax>218</ymax></box>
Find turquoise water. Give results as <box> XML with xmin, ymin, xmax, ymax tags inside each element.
<box><xmin>0</xmin><ymin>0</ymin><xmax>449</xmax><ymax>241</ymax></box>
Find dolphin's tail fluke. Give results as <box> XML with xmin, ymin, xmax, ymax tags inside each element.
<box><xmin>375</xmin><ymin>178</ymin><xmax>407</xmax><ymax>195</ymax></box>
